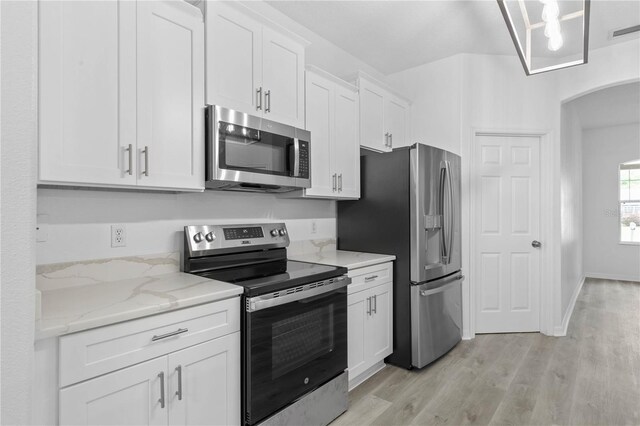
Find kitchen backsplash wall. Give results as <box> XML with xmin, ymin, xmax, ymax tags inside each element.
<box><xmin>37</xmin><ymin>188</ymin><xmax>336</xmax><ymax>265</ymax></box>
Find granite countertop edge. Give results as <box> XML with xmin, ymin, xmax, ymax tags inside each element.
<box><xmin>35</xmin><ymin>272</ymin><xmax>243</xmax><ymax>340</ymax></box>
<box><xmin>288</xmin><ymin>249</ymin><xmax>396</xmax><ymax>270</ymax></box>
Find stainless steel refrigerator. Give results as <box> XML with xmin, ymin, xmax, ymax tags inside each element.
<box><xmin>337</xmin><ymin>143</ymin><xmax>462</xmax><ymax>369</ymax></box>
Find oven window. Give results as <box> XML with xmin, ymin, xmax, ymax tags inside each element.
<box><xmin>271</xmin><ymin>306</ymin><xmax>334</xmax><ymax>379</ymax></box>
<box><xmin>218</xmin><ymin>121</ymin><xmax>293</xmax><ymax>176</ymax></box>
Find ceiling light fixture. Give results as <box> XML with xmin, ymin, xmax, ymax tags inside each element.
<box><xmin>497</xmin><ymin>0</ymin><xmax>590</xmax><ymax>75</ymax></box>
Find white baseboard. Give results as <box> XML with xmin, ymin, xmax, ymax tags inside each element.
<box><xmin>584</xmin><ymin>272</ymin><xmax>640</xmax><ymax>283</ymax></box>
<box><xmin>348</xmin><ymin>361</ymin><xmax>386</xmax><ymax>391</ymax></box>
<box><xmin>554</xmin><ymin>276</ymin><xmax>585</xmax><ymax>336</ymax></box>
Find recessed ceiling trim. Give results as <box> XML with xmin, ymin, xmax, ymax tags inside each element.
<box><xmin>612</xmin><ymin>25</ymin><xmax>640</xmax><ymax>38</ymax></box>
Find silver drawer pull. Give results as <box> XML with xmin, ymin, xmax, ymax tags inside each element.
<box><xmin>175</xmin><ymin>365</ymin><xmax>183</xmax><ymax>401</ymax></box>
<box><xmin>151</xmin><ymin>328</ymin><xmax>188</xmax><ymax>342</ymax></box>
<box><xmin>158</xmin><ymin>372</ymin><xmax>165</xmax><ymax>409</ymax></box>
<box><xmin>364</xmin><ymin>275</ymin><xmax>378</xmax><ymax>282</ymax></box>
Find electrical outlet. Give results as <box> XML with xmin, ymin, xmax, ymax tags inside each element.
<box><xmin>111</xmin><ymin>224</ymin><xmax>126</xmax><ymax>248</ymax></box>
<box><xmin>311</xmin><ymin>220</ymin><xmax>317</xmax><ymax>234</ymax></box>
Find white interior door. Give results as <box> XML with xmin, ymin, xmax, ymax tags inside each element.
<box><xmin>474</xmin><ymin>134</ymin><xmax>541</xmax><ymax>333</ymax></box>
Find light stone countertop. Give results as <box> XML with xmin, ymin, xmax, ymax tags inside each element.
<box><xmin>289</xmin><ymin>250</ymin><xmax>395</xmax><ymax>270</ymax></box>
<box><xmin>36</xmin><ymin>254</ymin><xmax>243</xmax><ymax>340</ymax></box>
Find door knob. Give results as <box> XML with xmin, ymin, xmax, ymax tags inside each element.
<box><xmin>531</xmin><ymin>240</ymin><xmax>542</xmax><ymax>248</ymax></box>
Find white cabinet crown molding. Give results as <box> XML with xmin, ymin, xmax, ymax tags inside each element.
<box><xmin>205</xmin><ymin>0</ymin><xmax>310</xmax><ymax>47</ymax></box>
<box><xmin>353</xmin><ymin>70</ymin><xmax>412</xmax><ymax>105</ymax></box>
<box><xmin>305</xmin><ymin>65</ymin><xmax>358</xmax><ymax>92</ymax></box>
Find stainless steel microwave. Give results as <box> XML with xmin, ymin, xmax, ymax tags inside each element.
<box><xmin>205</xmin><ymin>105</ymin><xmax>311</xmax><ymax>192</ymax></box>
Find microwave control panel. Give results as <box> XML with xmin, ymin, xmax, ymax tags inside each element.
<box><xmin>298</xmin><ymin>141</ymin><xmax>309</xmax><ymax>179</ymax></box>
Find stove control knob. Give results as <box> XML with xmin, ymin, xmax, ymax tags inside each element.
<box><xmin>278</xmin><ymin>229</ymin><xmax>286</xmax><ymax>236</ymax></box>
<box><xmin>193</xmin><ymin>232</ymin><xmax>204</xmax><ymax>243</ymax></box>
<box><xmin>205</xmin><ymin>232</ymin><xmax>216</xmax><ymax>242</ymax></box>
<box><xmin>270</xmin><ymin>229</ymin><xmax>279</xmax><ymax>237</ymax></box>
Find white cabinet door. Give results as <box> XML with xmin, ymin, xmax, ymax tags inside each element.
<box><xmin>385</xmin><ymin>96</ymin><xmax>409</xmax><ymax>149</ymax></box>
<box><xmin>333</xmin><ymin>85</ymin><xmax>360</xmax><ymax>198</ymax></box>
<box><xmin>168</xmin><ymin>333</ymin><xmax>241</xmax><ymax>426</ymax></box>
<box><xmin>304</xmin><ymin>72</ymin><xmax>334</xmax><ymax>197</ymax></box>
<box><xmin>39</xmin><ymin>0</ymin><xmax>137</xmax><ymax>186</ymax></box>
<box><xmin>261</xmin><ymin>26</ymin><xmax>305</xmax><ymax>128</ymax></box>
<box><xmin>367</xmin><ymin>282</ymin><xmax>393</xmax><ymax>361</ymax></box>
<box><xmin>59</xmin><ymin>357</ymin><xmax>167</xmax><ymax>426</ymax></box>
<box><xmin>359</xmin><ymin>80</ymin><xmax>387</xmax><ymax>153</ymax></box>
<box><xmin>137</xmin><ymin>1</ymin><xmax>204</xmax><ymax>190</ymax></box>
<box><xmin>347</xmin><ymin>291</ymin><xmax>368</xmax><ymax>382</ymax></box>
<box><xmin>205</xmin><ymin>2</ymin><xmax>262</xmax><ymax>115</ymax></box>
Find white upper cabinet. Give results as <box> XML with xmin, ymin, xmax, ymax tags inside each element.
<box><xmin>137</xmin><ymin>1</ymin><xmax>205</xmax><ymax>190</ymax></box>
<box><xmin>206</xmin><ymin>2</ymin><xmax>306</xmax><ymax>128</ymax></box>
<box><xmin>39</xmin><ymin>0</ymin><xmax>205</xmax><ymax>191</ymax></box>
<box><xmin>357</xmin><ymin>73</ymin><xmax>410</xmax><ymax>152</ymax></box>
<box><xmin>301</xmin><ymin>67</ymin><xmax>360</xmax><ymax>200</ymax></box>
<box><xmin>39</xmin><ymin>1</ymin><xmax>137</xmax><ymax>186</ymax></box>
<box><xmin>206</xmin><ymin>4</ymin><xmax>261</xmax><ymax>114</ymax></box>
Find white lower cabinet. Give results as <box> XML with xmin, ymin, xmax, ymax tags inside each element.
<box><xmin>347</xmin><ymin>262</ymin><xmax>393</xmax><ymax>388</ymax></box>
<box><xmin>168</xmin><ymin>334</ymin><xmax>240</xmax><ymax>426</ymax></box>
<box><xmin>60</xmin><ymin>357</ymin><xmax>167</xmax><ymax>426</ymax></box>
<box><xmin>58</xmin><ymin>301</ymin><xmax>240</xmax><ymax>426</ymax></box>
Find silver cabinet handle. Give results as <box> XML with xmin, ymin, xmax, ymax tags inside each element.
<box><xmin>373</xmin><ymin>294</ymin><xmax>377</xmax><ymax>314</ymax></box>
<box><xmin>265</xmin><ymin>90</ymin><xmax>271</xmax><ymax>113</ymax></box>
<box><xmin>151</xmin><ymin>328</ymin><xmax>188</xmax><ymax>342</ymax></box>
<box><xmin>384</xmin><ymin>132</ymin><xmax>389</xmax><ymax>147</ymax></box>
<box><xmin>338</xmin><ymin>173</ymin><xmax>343</xmax><ymax>192</ymax></box>
<box><xmin>332</xmin><ymin>173</ymin><xmax>337</xmax><ymax>192</ymax></box>
<box><xmin>532</xmin><ymin>240</ymin><xmax>542</xmax><ymax>248</ymax></box>
<box><xmin>256</xmin><ymin>87</ymin><xmax>262</xmax><ymax>111</ymax></box>
<box><xmin>175</xmin><ymin>365</ymin><xmax>183</xmax><ymax>401</ymax></box>
<box><xmin>366</xmin><ymin>296</ymin><xmax>371</xmax><ymax>316</ymax></box>
<box><xmin>158</xmin><ymin>372</ymin><xmax>165</xmax><ymax>409</ymax></box>
<box><xmin>125</xmin><ymin>144</ymin><xmax>133</xmax><ymax>176</ymax></box>
<box><xmin>142</xmin><ymin>146</ymin><xmax>149</xmax><ymax>177</ymax></box>
<box><xmin>389</xmin><ymin>133</ymin><xmax>393</xmax><ymax>148</ymax></box>
<box><xmin>364</xmin><ymin>275</ymin><xmax>378</xmax><ymax>282</ymax></box>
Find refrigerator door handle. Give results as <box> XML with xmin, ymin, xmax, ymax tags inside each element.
<box><xmin>418</xmin><ymin>274</ymin><xmax>464</xmax><ymax>297</ymax></box>
<box><xmin>439</xmin><ymin>164</ymin><xmax>449</xmax><ymax>264</ymax></box>
<box><xmin>445</xmin><ymin>161</ymin><xmax>455</xmax><ymax>265</ymax></box>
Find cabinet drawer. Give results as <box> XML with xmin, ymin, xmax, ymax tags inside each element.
<box><xmin>59</xmin><ymin>298</ymin><xmax>240</xmax><ymax>387</ymax></box>
<box><xmin>348</xmin><ymin>262</ymin><xmax>393</xmax><ymax>294</ymax></box>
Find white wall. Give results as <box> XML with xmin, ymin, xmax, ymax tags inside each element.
<box><xmin>583</xmin><ymin>123</ymin><xmax>640</xmax><ymax>281</ymax></box>
<box><xmin>386</xmin><ymin>39</ymin><xmax>640</xmax><ymax>337</ymax></box>
<box><xmin>1</xmin><ymin>1</ymin><xmax>37</xmax><ymax>424</ymax></box>
<box><xmin>386</xmin><ymin>54</ymin><xmax>463</xmax><ymax>153</ymax></box>
<box><xmin>37</xmin><ymin>189</ymin><xmax>336</xmax><ymax>264</ymax></box>
<box><xmin>559</xmin><ymin>102</ymin><xmax>584</xmax><ymax>323</ymax></box>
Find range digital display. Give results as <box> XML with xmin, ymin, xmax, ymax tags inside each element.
<box><xmin>223</xmin><ymin>227</ymin><xmax>264</xmax><ymax>240</ymax></box>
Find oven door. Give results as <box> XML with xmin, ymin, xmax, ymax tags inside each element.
<box><xmin>243</xmin><ymin>280</ymin><xmax>348</xmax><ymax>425</ymax></box>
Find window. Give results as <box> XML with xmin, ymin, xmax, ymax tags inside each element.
<box><xmin>620</xmin><ymin>159</ymin><xmax>640</xmax><ymax>244</ymax></box>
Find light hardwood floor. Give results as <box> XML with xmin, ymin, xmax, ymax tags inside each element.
<box><xmin>333</xmin><ymin>278</ymin><xmax>640</xmax><ymax>425</ymax></box>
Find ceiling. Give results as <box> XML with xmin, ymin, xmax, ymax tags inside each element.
<box><xmin>571</xmin><ymin>82</ymin><xmax>640</xmax><ymax>130</ymax></box>
<box><xmin>266</xmin><ymin>0</ymin><xmax>640</xmax><ymax>75</ymax></box>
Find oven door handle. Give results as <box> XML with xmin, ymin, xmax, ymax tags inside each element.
<box><xmin>246</xmin><ymin>276</ymin><xmax>350</xmax><ymax>312</ymax></box>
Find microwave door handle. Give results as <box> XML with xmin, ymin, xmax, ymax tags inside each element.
<box><xmin>293</xmin><ymin>138</ymin><xmax>300</xmax><ymax>177</ymax></box>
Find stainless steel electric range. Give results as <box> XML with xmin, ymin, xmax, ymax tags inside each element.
<box><xmin>182</xmin><ymin>223</ymin><xmax>349</xmax><ymax>426</ymax></box>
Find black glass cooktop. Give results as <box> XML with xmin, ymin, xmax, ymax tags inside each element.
<box><xmin>195</xmin><ymin>259</ymin><xmax>347</xmax><ymax>297</ymax></box>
